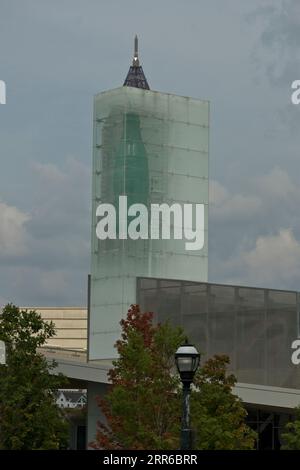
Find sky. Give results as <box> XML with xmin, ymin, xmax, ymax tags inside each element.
<box><xmin>0</xmin><ymin>0</ymin><xmax>300</xmax><ymax>306</ymax></box>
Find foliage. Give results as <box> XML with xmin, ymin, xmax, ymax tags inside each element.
<box><xmin>191</xmin><ymin>355</ymin><xmax>257</xmax><ymax>450</ymax></box>
<box><xmin>281</xmin><ymin>407</ymin><xmax>300</xmax><ymax>450</ymax></box>
<box><xmin>90</xmin><ymin>304</ymin><xmax>184</xmax><ymax>450</ymax></box>
<box><xmin>91</xmin><ymin>304</ymin><xmax>256</xmax><ymax>450</ymax></box>
<box><xmin>0</xmin><ymin>304</ymin><xmax>69</xmax><ymax>450</ymax></box>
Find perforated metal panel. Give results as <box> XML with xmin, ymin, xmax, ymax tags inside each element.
<box><xmin>137</xmin><ymin>278</ymin><xmax>300</xmax><ymax>389</ymax></box>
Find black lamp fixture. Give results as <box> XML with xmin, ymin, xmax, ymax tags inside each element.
<box><xmin>175</xmin><ymin>340</ymin><xmax>200</xmax><ymax>450</ymax></box>
<box><xmin>175</xmin><ymin>341</ymin><xmax>200</xmax><ymax>384</ymax></box>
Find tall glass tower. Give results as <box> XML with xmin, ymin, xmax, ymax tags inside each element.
<box><xmin>89</xmin><ymin>37</ymin><xmax>209</xmax><ymax>359</ymax></box>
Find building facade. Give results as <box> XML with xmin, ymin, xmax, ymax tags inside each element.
<box><xmin>35</xmin><ymin>38</ymin><xmax>300</xmax><ymax>449</ymax></box>
<box><xmin>89</xmin><ymin>42</ymin><xmax>209</xmax><ymax>359</ymax></box>
<box><xmin>137</xmin><ymin>277</ymin><xmax>300</xmax><ymax>390</ymax></box>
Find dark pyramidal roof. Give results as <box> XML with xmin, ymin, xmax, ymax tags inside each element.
<box><xmin>123</xmin><ymin>35</ymin><xmax>150</xmax><ymax>90</ymax></box>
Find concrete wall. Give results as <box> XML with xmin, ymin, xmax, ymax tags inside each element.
<box><xmin>86</xmin><ymin>381</ymin><xmax>109</xmax><ymax>448</ymax></box>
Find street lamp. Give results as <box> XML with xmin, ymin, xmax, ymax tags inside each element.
<box><xmin>175</xmin><ymin>340</ymin><xmax>200</xmax><ymax>450</ymax></box>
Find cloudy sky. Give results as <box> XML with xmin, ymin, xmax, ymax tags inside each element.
<box><xmin>0</xmin><ymin>0</ymin><xmax>300</xmax><ymax>306</ymax></box>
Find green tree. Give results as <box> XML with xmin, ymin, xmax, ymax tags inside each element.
<box><xmin>0</xmin><ymin>304</ymin><xmax>69</xmax><ymax>450</ymax></box>
<box><xmin>91</xmin><ymin>304</ymin><xmax>184</xmax><ymax>450</ymax></box>
<box><xmin>91</xmin><ymin>305</ymin><xmax>256</xmax><ymax>450</ymax></box>
<box><xmin>192</xmin><ymin>355</ymin><xmax>257</xmax><ymax>449</ymax></box>
<box><xmin>281</xmin><ymin>407</ymin><xmax>300</xmax><ymax>450</ymax></box>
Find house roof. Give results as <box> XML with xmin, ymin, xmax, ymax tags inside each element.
<box><xmin>57</xmin><ymin>390</ymin><xmax>86</xmax><ymax>403</ymax></box>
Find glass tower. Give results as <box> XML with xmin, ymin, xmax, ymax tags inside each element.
<box><xmin>89</xmin><ymin>39</ymin><xmax>209</xmax><ymax>359</ymax></box>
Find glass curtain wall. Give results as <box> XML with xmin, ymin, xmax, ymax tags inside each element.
<box><xmin>90</xmin><ymin>87</ymin><xmax>209</xmax><ymax>359</ymax></box>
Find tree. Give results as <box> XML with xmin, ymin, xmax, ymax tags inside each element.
<box><xmin>191</xmin><ymin>355</ymin><xmax>257</xmax><ymax>450</ymax></box>
<box><xmin>0</xmin><ymin>304</ymin><xmax>69</xmax><ymax>450</ymax></box>
<box><xmin>91</xmin><ymin>304</ymin><xmax>256</xmax><ymax>450</ymax></box>
<box><xmin>281</xmin><ymin>407</ymin><xmax>300</xmax><ymax>450</ymax></box>
<box><xmin>90</xmin><ymin>304</ymin><xmax>184</xmax><ymax>449</ymax></box>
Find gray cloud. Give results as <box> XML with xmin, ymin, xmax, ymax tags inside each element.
<box><xmin>210</xmin><ymin>165</ymin><xmax>300</xmax><ymax>290</ymax></box>
<box><xmin>0</xmin><ymin>201</ymin><xmax>30</xmax><ymax>257</ymax></box>
<box><xmin>247</xmin><ymin>0</ymin><xmax>300</xmax><ymax>86</ymax></box>
<box><xmin>0</xmin><ymin>157</ymin><xmax>90</xmax><ymax>306</ymax></box>
<box><xmin>0</xmin><ymin>1</ymin><xmax>300</xmax><ymax>305</ymax></box>
<box><xmin>210</xmin><ymin>180</ymin><xmax>262</xmax><ymax>221</ymax></box>
<box><xmin>214</xmin><ymin>228</ymin><xmax>300</xmax><ymax>289</ymax></box>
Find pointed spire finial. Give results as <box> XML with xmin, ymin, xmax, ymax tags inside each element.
<box><xmin>123</xmin><ymin>35</ymin><xmax>150</xmax><ymax>90</ymax></box>
<box><xmin>132</xmin><ymin>35</ymin><xmax>140</xmax><ymax>66</ymax></box>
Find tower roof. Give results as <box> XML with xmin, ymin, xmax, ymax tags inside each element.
<box><xmin>123</xmin><ymin>35</ymin><xmax>150</xmax><ymax>90</ymax></box>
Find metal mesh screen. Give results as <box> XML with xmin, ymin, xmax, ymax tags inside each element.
<box><xmin>137</xmin><ymin>277</ymin><xmax>300</xmax><ymax>389</ymax></box>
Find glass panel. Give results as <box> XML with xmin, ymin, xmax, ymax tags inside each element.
<box><xmin>90</xmin><ymin>87</ymin><xmax>209</xmax><ymax>358</ymax></box>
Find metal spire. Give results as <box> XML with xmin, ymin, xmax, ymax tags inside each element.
<box><xmin>123</xmin><ymin>35</ymin><xmax>150</xmax><ymax>90</ymax></box>
<box><xmin>133</xmin><ymin>35</ymin><xmax>139</xmax><ymax>66</ymax></box>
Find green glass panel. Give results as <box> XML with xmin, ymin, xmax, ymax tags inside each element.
<box><xmin>90</xmin><ymin>87</ymin><xmax>209</xmax><ymax>359</ymax></box>
<box><xmin>113</xmin><ymin>112</ymin><xmax>149</xmax><ymax>210</ymax></box>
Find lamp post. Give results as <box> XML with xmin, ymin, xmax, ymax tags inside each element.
<box><xmin>175</xmin><ymin>341</ymin><xmax>200</xmax><ymax>450</ymax></box>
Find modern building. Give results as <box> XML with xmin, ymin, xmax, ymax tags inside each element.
<box><xmin>137</xmin><ymin>277</ymin><xmax>300</xmax><ymax>449</ymax></box>
<box><xmin>32</xmin><ymin>38</ymin><xmax>300</xmax><ymax>449</ymax></box>
<box><xmin>32</xmin><ymin>307</ymin><xmax>87</xmax><ymax>351</ymax></box>
<box><xmin>90</xmin><ymin>36</ymin><xmax>209</xmax><ymax>359</ymax></box>
<box><xmin>40</xmin><ymin>277</ymin><xmax>300</xmax><ymax>450</ymax></box>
